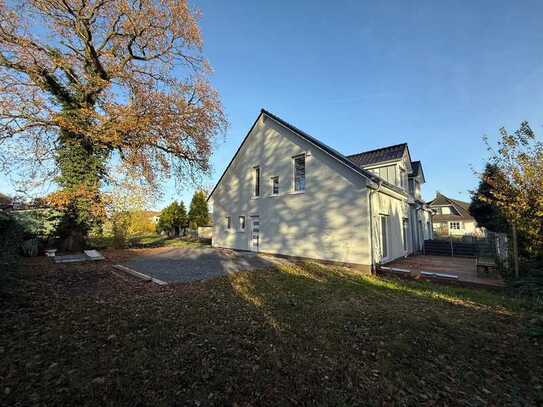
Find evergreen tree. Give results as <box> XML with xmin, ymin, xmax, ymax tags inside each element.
<box><xmin>469</xmin><ymin>163</ymin><xmax>509</xmax><ymax>233</ymax></box>
<box><xmin>157</xmin><ymin>201</ymin><xmax>187</xmax><ymax>236</ymax></box>
<box><xmin>188</xmin><ymin>191</ymin><xmax>209</xmax><ymax>228</ymax></box>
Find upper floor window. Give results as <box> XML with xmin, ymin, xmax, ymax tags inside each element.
<box><xmin>408</xmin><ymin>178</ymin><xmax>415</xmax><ymax>195</ymax></box>
<box><xmin>374</xmin><ymin>165</ymin><xmax>396</xmax><ymax>186</ymax></box>
<box><xmin>271</xmin><ymin>176</ymin><xmax>279</xmax><ymax>195</ymax></box>
<box><xmin>239</xmin><ymin>216</ymin><xmax>246</xmax><ymax>231</ymax></box>
<box><xmin>226</xmin><ymin>217</ymin><xmax>231</xmax><ymax>230</ymax></box>
<box><xmin>253</xmin><ymin>166</ymin><xmax>260</xmax><ymax>197</ymax></box>
<box><xmin>293</xmin><ymin>155</ymin><xmax>305</xmax><ymax>192</ymax></box>
<box><xmin>449</xmin><ymin>221</ymin><xmax>463</xmax><ymax>230</ymax></box>
<box><xmin>400</xmin><ymin>168</ymin><xmax>406</xmax><ymax>189</ymax></box>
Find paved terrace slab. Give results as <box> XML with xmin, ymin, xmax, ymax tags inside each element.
<box><xmin>385</xmin><ymin>255</ymin><xmax>505</xmax><ymax>288</ymax></box>
<box><xmin>120</xmin><ymin>247</ymin><xmax>276</xmax><ymax>283</ymax></box>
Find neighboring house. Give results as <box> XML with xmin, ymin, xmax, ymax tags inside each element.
<box><xmin>208</xmin><ymin>109</ymin><xmax>433</xmax><ymax>272</ymax></box>
<box><xmin>428</xmin><ymin>192</ymin><xmax>485</xmax><ymax>237</ymax></box>
<box><xmin>0</xmin><ymin>193</ymin><xmax>13</xmax><ymax>211</ymax></box>
<box><xmin>145</xmin><ymin>211</ymin><xmax>161</xmax><ymax>224</ymax></box>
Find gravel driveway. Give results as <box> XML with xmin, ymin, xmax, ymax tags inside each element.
<box><xmin>121</xmin><ymin>246</ymin><xmax>274</xmax><ymax>283</ymax></box>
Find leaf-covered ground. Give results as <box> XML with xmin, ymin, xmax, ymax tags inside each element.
<box><xmin>1</xmin><ymin>252</ymin><xmax>542</xmax><ymax>406</ymax></box>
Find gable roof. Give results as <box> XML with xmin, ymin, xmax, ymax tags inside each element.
<box><xmin>410</xmin><ymin>161</ymin><xmax>421</xmax><ymax>177</ymax></box>
<box><xmin>207</xmin><ymin>109</ymin><xmax>408</xmax><ymax>201</ymax></box>
<box><xmin>428</xmin><ymin>192</ymin><xmax>473</xmax><ymax>221</ymax></box>
<box><xmin>409</xmin><ymin>160</ymin><xmax>426</xmax><ymax>182</ymax></box>
<box><xmin>347</xmin><ymin>143</ymin><xmax>408</xmax><ymax>167</ymax></box>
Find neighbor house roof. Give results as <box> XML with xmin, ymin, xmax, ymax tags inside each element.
<box><xmin>207</xmin><ymin>109</ymin><xmax>408</xmax><ymax>201</ymax></box>
<box><xmin>346</xmin><ymin>143</ymin><xmax>408</xmax><ymax>167</ymax></box>
<box><xmin>428</xmin><ymin>192</ymin><xmax>474</xmax><ymax>222</ymax></box>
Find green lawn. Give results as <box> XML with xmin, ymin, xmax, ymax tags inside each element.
<box><xmin>1</xmin><ymin>254</ymin><xmax>542</xmax><ymax>406</ymax></box>
<box><xmin>88</xmin><ymin>233</ymin><xmax>208</xmax><ymax>249</ymax></box>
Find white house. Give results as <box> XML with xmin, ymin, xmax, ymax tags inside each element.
<box><xmin>429</xmin><ymin>192</ymin><xmax>486</xmax><ymax>238</ymax></box>
<box><xmin>208</xmin><ymin>110</ymin><xmax>432</xmax><ymax>273</ymax></box>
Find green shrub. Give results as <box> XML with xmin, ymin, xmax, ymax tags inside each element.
<box><xmin>11</xmin><ymin>209</ymin><xmax>63</xmax><ymax>240</ymax></box>
<box><xmin>0</xmin><ymin>211</ymin><xmax>24</xmax><ymax>263</ymax></box>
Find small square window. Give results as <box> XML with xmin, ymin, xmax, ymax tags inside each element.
<box><xmin>239</xmin><ymin>216</ymin><xmax>246</xmax><ymax>231</ymax></box>
<box><xmin>271</xmin><ymin>176</ymin><xmax>279</xmax><ymax>195</ymax></box>
<box><xmin>226</xmin><ymin>217</ymin><xmax>231</xmax><ymax>230</ymax></box>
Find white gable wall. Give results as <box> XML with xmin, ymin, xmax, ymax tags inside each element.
<box><xmin>211</xmin><ymin>115</ymin><xmax>374</xmax><ymax>267</ymax></box>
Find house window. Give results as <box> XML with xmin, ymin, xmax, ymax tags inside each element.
<box><xmin>271</xmin><ymin>176</ymin><xmax>279</xmax><ymax>195</ymax></box>
<box><xmin>402</xmin><ymin>218</ymin><xmax>408</xmax><ymax>251</ymax></box>
<box><xmin>427</xmin><ymin>221</ymin><xmax>431</xmax><ymax>238</ymax></box>
<box><xmin>253</xmin><ymin>166</ymin><xmax>260</xmax><ymax>197</ymax></box>
<box><xmin>226</xmin><ymin>217</ymin><xmax>231</xmax><ymax>230</ymax></box>
<box><xmin>408</xmin><ymin>178</ymin><xmax>415</xmax><ymax>195</ymax></box>
<box><xmin>380</xmin><ymin>215</ymin><xmax>388</xmax><ymax>258</ymax></box>
<box><xmin>239</xmin><ymin>216</ymin><xmax>246</xmax><ymax>231</ymax></box>
<box><xmin>400</xmin><ymin>168</ymin><xmax>406</xmax><ymax>189</ymax></box>
<box><xmin>293</xmin><ymin>154</ymin><xmax>305</xmax><ymax>192</ymax></box>
<box><xmin>449</xmin><ymin>221</ymin><xmax>462</xmax><ymax>230</ymax></box>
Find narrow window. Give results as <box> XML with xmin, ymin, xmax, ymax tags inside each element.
<box><xmin>400</xmin><ymin>168</ymin><xmax>406</xmax><ymax>189</ymax></box>
<box><xmin>293</xmin><ymin>155</ymin><xmax>305</xmax><ymax>192</ymax></box>
<box><xmin>380</xmin><ymin>215</ymin><xmax>388</xmax><ymax>258</ymax></box>
<box><xmin>271</xmin><ymin>176</ymin><xmax>279</xmax><ymax>195</ymax></box>
<box><xmin>226</xmin><ymin>217</ymin><xmax>231</xmax><ymax>230</ymax></box>
<box><xmin>402</xmin><ymin>218</ymin><xmax>408</xmax><ymax>251</ymax></box>
<box><xmin>253</xmin><ymin>166</ymin><xmax>260</xmax><ymax>197</ymax></box>
<box><xmin>239</xmin><ymin>216</ymin><xmax>246</xmax><ymax>231</ymax></box>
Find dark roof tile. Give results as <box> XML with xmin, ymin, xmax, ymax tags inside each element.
<box><xmin>347</xmin><ymin>143</ymin><xmax>407</xmax><ymax>167</ymax></box>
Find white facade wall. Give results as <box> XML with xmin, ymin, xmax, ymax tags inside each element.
<box><xmin>211</xmin><ymin>115</ymin><xmax>376</xmax><ymax>267</ymax></box>
<box><xmin>210</xmin><ymin>113</ymin><xmax>420</xmax><ymax>269</ymax></box>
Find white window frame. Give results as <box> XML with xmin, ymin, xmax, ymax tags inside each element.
<box><xmin>449</xmin><ymin>221</ymin><xmax>462</xmax><ymax>230</ymax></box>
<box><xmin>293</xmin><ymin>154</ymin><xmax>306</xmax><ymax>192</ymax></box>
<box><xmin>239</xmin><ymin>216</ymin><xmax>246</xmax><ymax>231</ymax></box>
<box><xmin>270</xmin><ymin>176</ymin><xmax>279</xmax><ymax>196</ymax></box>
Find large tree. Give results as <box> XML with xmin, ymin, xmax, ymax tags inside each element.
<box><xmin>469</xmin><ymin>163</ymin><xmax>508</xmax><ymax>233</ymax></box>
<box><xmin>481</xmin><ymin>122</ymin><xmax>543</xmax><ymax>276</ymax></box>
<box><xmin>0</xmin><ymin>0</ymin><xmax>226</xmax><ymax>250</ymax></box>
<box><xmin>188</xmin><ymin>190</ymin><xmax>208</xmax><ymax>228</ymax></box>
<box><xmin>156</xmin><ymin>200</ymin><xmax>186</xmax><ymax>236</ymax></box>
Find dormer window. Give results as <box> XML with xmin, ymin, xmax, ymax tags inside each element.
<box><xmin>400</xmin><ymin>168</ymin><xmax>406</xmax><ymax>189</ymax></box>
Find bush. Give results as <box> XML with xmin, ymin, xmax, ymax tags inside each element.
<box><xmin>0</xmin><ymin>211</ymin><xmax>25</xmax><ymax>263</ymax></box>
<box><xmin>11</xmin><ymin>209</ymin><xmax>63</xmax><ymax>241</ymax></box>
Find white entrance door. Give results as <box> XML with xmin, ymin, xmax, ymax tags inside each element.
<box><xmin>250</xmin><ymin>216</ymin><xmax>260</xmax><ymax>252</ymax></box>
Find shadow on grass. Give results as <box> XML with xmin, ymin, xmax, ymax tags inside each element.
<box><xmin>1</xmin><ymin>256</ymin><xmax>542</xmax><ymax>406</ymax></box>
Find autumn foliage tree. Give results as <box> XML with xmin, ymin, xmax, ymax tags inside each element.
<box><xmin>480</xmin><ymin>122</ymin><xmax>543</xmax><ymax>276</ymax></box>
<box><xmin>0</xmin><ymin>0</ymin><xmax>226</xmax><ymax>250</ymax></box>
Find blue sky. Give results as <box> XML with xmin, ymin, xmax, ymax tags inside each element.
<box><xmin>2</xmin><ymin>1</ymin><xmax>542</xmax><ymax>209</ymax></box>
<box><xmin>161</xmin><ymin>0</ymin><xmax>543</xmax><ymax>208</ymax></box>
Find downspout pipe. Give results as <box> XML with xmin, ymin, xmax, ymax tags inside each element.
<box><xmin>368</xmin><ymin>179</ymin><xmax>382</xmax><ymax>274</ymax></box>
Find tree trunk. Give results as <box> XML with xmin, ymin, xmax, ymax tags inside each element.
<box><xmin>54</xmin><ymin>123</ymin><xmax>109</xmax><ymax>252</ymax></box>
<box><xmin>512</xmin><ymin>223</ymin><xmax>519</xmax><ymax>278</ymax></box>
